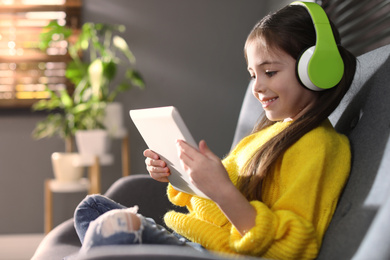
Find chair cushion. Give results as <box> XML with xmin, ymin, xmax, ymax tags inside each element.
<box><xmin>231</xmin><ymin>82</ymin><xmax>263</xmax><ymax>149</ymax></box>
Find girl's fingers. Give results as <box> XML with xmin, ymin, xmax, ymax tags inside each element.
<box><xmin>142</xmin><ymin>149</ymin><xmax>170</xmax><ymax>183</ymax></box>
<box><xmin>143</xmin><ymin>149</ymin><xmax>159</xmax><ymax>160</ymax></box>
<box><xmin>147</xmin><ymin>165</ymin><xmax>169</xmax><ymax>173</ymax></box>
<box><xmin>145</xmin><ymin>157</ymin><xmax>167</xmax><ymax>168</ymax></box>
<box><xmin>176</xmin><ymin>140</ymin><xmax>196</xmax><ymax>157</ymax></box>
<box><xmin>149</xmin><ymin>172</ymin><xmax>170</xmax><ymax>183</ymax></box>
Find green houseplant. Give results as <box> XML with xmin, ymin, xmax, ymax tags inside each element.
<box><xmin>33</xmin><ymin>21</ymin><xmax>144</xmax><ymax>152</ymax></box>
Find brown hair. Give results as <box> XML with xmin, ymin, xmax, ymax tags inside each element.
<box><xmin>238</xmin><ymin>4</ymin><xmax>357</xmax><ymax>201</ymax></box>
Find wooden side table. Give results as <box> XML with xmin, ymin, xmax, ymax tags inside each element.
<box><xmin>44</xmin><ymin>134</ymin><xmax>130</xmax><ymax>234</ymax></box>
<box><xmin>44</xmin><ymin>178</ymin><xmax>90</xmax><ymax>234</ymax></box>
<box><xmin>121</xmin><ymin>134</ymin><xmax>130</xmax><ymax>177</ymax></box>
<box><xmin>45</xmin><ymin>154</ymin><xmax>113</xmax><ymax>234</ymax></box>
<box><xmin>74</xmin><ymin>154</ymin><xmax>114</xmax><ymax>194</ymax></box>
<box><xmin>112</xmin><ymin>130</ymin><xmax>131</xmax><ymax>177</ymax></box>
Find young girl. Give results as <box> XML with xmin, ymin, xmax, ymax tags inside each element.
<box><xmin>73</xmin><ymin>2</ymin><xmax>356</xmax><ymax>259</ymax></box>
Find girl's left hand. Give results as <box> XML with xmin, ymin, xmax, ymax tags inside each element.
<box><xmin>176</xmin><ymin>139</ymin><xmax>234</xmax><ymax>202</ymax></box>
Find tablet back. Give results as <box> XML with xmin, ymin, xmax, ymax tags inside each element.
<box><xmin>130</xmin><ymin>106</ymin><xmax>208</xmax><ymax>199</ymax></box>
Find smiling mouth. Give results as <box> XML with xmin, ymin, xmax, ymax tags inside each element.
<box><xmin>260</xmin><ymin>97</ymin><xmax>278</xmax><ymax>108</ymax></box>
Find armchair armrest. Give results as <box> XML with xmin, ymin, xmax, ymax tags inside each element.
<box><xmin>75</xmin><ymin>245</ymin><xmax>264</xmax><ymax>260</ymax></box>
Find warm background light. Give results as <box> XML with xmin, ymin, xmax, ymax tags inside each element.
<box><xmin>0</xmin><ymin>0</ymin><xmax>81</xmax><ymax>108</ymax></box>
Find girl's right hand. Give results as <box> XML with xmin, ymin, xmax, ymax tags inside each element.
<box><xmin>143</xmin><ymin>149</ymin><xmax>171</xmax><ymax>182</ymax></box>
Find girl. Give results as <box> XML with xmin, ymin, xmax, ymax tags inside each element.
<box><xmin>73</xmin><ymin>2</ymin><xmax>356</xmax><ymax>259</ymax></box>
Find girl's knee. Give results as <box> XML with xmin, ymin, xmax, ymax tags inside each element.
<box><xmin>74</xmin><ymin>195</ymin><xmax>107</xmax><ymax>218</ymax></box>
<box><xmin>83</xmin><ymin>194</ymin><xmax>107</xmax><ymax>205</ymax></box>
<box><xmin>74</xmin><ymin>194</ymin><xmax>127</xmax><ymax>219</ymax></box>
<box><xmin>78</xmin><ymin>194</ymin><xmax>111</xmax><ymax>209</ymax></box>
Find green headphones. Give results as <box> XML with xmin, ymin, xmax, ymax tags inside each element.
<box><xmin>290</xmin><ymin>1</ymin><xmax>344</xmax><ymax>91</ymax></box>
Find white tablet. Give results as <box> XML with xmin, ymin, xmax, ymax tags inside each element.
<box><xmin>130</xmin><ymin>106</ymin><xmax>209</xmax><ymax>199</ymax></box>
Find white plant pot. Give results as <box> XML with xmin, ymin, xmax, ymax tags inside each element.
<box><xmin>51</xmin><ymin>152</ymin><xmax>84</xmax><ymax>182</ymax></box>
<box><xmin>75</xmin><ymin>129</ymin><xmax>110</xmax><ymax>155</ymax></box>
<box><xmin>104</xmin><ymin>102</ymin><xmax>127</xmax><ymax>138</ymax></box>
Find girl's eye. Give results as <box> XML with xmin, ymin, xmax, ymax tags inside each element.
<box><xmin>265</xmin><ymin>70</ymin><xmax>277</xmax><ymax>77</ymax></box>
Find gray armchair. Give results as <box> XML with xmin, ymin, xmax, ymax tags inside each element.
<box><xmin>33</xmin><ymin>44</ymin><xmax>390</xmax><ymax>260</ymax></box>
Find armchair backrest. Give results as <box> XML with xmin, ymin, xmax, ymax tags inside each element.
<box><xmin>231</xmin><ymin>44</ymin><xmax>390</xmax><ymax>260</ymax></box>
<box><xmin>231</xmin><ymin>82</ymin><xmax>263</xmax><ymax>149</ymax></box>
<box><xmin>319</xmin><ymin>44</ymin><xmax>390</xmax><ymax>260</ymax></box>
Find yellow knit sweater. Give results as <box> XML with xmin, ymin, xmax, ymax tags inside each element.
<box><xmin>164</xmin><ymin>119</ymin><xmax>350</xmax><ymax>260</ymax></box>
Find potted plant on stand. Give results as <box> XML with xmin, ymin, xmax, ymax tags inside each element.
<box><xmin>33</xmin><ymin>21</ymin><xmax>144</xmax><ymax>182</ymax></box>
<box><xmin>32</xmin><ymin>85</ymin><xmax>102</xmax><ymax>182</ymax></box>
<box><xmin>40</xmin><ymin>21</ymin><xmax>144</xmax><ymax>152</ymax></box>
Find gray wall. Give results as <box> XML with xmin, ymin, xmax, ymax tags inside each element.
<box><xmin>0</xmin><ymin>0</ymin><xmax>288</xmax><ymax>234</ymax></box>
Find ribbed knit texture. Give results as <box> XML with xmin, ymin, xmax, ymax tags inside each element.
<box><xmin>164</xmin><ymin>119</ymin><xmax>350</xmax><ymax>260</ymax></box>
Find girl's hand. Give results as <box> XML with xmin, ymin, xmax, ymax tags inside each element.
<box><xmin>176</xmin><ymin>139</ymin><xmax>234</xmax><ymax>202</ymax></box>
<box><xmin>177</xmin><ymin>140</ymin><xmax>257</xmax><ymax>235</ymax></box>
<box><xmin>143</xmin><ymin>149</ymin><xmax>170</xmax><ymax>182</ymax></box>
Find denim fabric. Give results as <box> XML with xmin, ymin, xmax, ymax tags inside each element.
<box><xmin>74</xmin><ymin>195</ymin><xmax>127</xmax><ymax>243</ymax></box>
<box><xmin>73</xmin><ymin>195</ymin><xmax>206</xmax><ymax>254</ymax></box>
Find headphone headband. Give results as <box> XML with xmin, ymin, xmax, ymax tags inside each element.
<box><xmin>290</xmin><ymin>1</ymin><xmax>344</xmax><ymax>91</ymax></box>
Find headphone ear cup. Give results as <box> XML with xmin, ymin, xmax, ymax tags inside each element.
<box><xmin>296</xmin><ymin>46</ymin><xmax>323</xmax><ymax>91</ymax></box>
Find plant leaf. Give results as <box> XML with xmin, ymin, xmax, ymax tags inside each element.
<box><xmin>59</xmin><ymin>89</ymin><xmax>73</xmax><ymax>109</ymax></box>
<box><xmin>126</xmin><ymin>69</ymin><xmax>145</xmax><ymax>89</ymax></box>
<box><xmin>103</xmin><ymin>61</ymin><xmax>117</xmax><ymax>81</ymax></box>
<box><xmin>72</xmin><ymin>103</ymin><xmax>90</xmax><ymax>114</ymax></box>
<box><xmin>65</xmin><ymin>61</ymin><xmax>88</xmax><ymax>86</ymax></box>
<box><xmin>32</xmin><ymin>87</ymin><xmax>62</xmax><ymax>111</ymax></box>
<box><xmin>88</xmin><ymin>59</ymin><xmax>104</xmax><ymax>99</ymax></box>
<box><xmin>32</xmin><ymin>113</ymin><xmax>65</xmax><ymax>139</ymax></box>
<box><xmin>113</xmin><ymin>35</ymin><xmax>135</xmax><ymax>64</ymax></box>
<box><xmin>39</xmin><ymin>20</ymin><xmax>72</xmax><ymax>51</ymax></box>
<box><xmin>73</xmin><ymin>76</ymin><xmax>89</xmax><ymax>104</ymax></box>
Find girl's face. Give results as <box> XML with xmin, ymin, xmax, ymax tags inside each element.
<box><xmin>246</xmin><ymin>42</ymin><xmax>319</xmax><ymax>122</ymax></box>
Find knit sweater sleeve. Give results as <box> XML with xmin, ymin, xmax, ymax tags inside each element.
<box><xmin>230</xmin><ymin>124</ymin><xmax>351</xmax><ymax>259</ymax></box>
<box><xmin>166</xmin><ymin>183</ymin><xmax>193</xmax><ymax>207</ymax></box>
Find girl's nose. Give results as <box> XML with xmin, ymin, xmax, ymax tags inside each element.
<box><xmin>251</xmin><ymin>78</ymin><xmax>265</xmax><ymax>93</ymax></box>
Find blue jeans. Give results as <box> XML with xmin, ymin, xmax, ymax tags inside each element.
<box><xmin>73</xmin><ymin>195</ymin><xmax>206</xmax><ymax>254</ymax></box>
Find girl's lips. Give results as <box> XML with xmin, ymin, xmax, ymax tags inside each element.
<box><xmin>260</xmin><ymin>97</ymin><xmax>278</xmax><ymax>108</ymax></box>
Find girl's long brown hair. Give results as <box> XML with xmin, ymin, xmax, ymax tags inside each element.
<box><xmin>237</xmin><ymin>5</ymin><xmax>357</xmax><ymax>201</ymax></box>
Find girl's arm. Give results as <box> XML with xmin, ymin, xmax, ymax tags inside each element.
<box><xmin>176</xmin><ymin>140</ymin><xmax>256</xmax><ymax>236</ymax></box>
